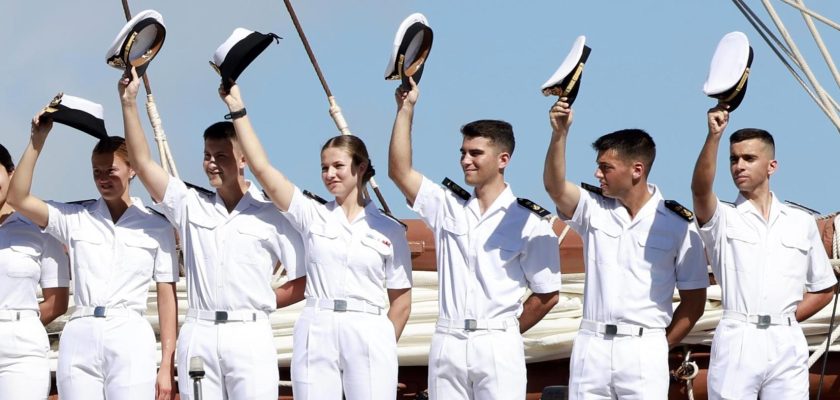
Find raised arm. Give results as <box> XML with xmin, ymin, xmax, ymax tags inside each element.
<box><xmin>219</xmin><ymin>84</ymin><xmax>295</xmax><ymax>211</ymax></box>
<box><xmin>691</xmin><ymin>106</ymin><xmax>729</xmax><ymax>226</ymax></box>
<box><xmin>119</xmin><ymin>67</ymin><xmax>170</xmax><ymax>203</ymax></box>
<box><xmin>543</xmin><ymin>98</ymin><xmax>581</xmax><ymax>218</ymax></box>
<box><xmin>7</xmin><ymin>112</ymin><xmax>53</xmax><ymax>228</ymax></box>
<box><xmin>388</xmin><ymin>78</ymin><xmax>424</xmax><ymax>206</ymax></box>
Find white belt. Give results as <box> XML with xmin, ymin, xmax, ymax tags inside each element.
<box><xmin>722</xmin><ymin>310</ymin><xmax>795</xmax><ymax>327</ymax></box>
<box><xmin>436</xmin><ymin>317</ymin><xmax>519</xmax><ymax>332</ymax></box>
<box><xmin>305</xmin><ymin>298</ymin><xmax>382</xmax><ymax>315</ymax></box>
<box><xmin>71</xmin><ymin>306</ymin><xmax>141</xmax><ymax>320</ymax></box>
<box><xmin>0</xmin><ymin>309</ymin><xmax>40</xmax><ymax>321</ymax></box>
<box><xmin>579</xmin><ymin>319</ymin><xmax>663</xmax><ymax>337</ymax></box>
<box><xmin>186</xmin><ymin>309</ymin><xmax>268</xmax><ymax>322</ymax></box>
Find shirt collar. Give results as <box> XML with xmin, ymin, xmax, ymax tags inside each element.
<box><xmin>92</xmin><ymin>196</ymin><xmax>149</xmax><ymax>221</ymax></box>
<box><xmin>734</xmin><ymin>191</ymin><xmax>784</xmax><ymax>218</ymax></box>
<box><xmin>467</xmin><ymin>183</ymin><xmax>515</xmax><ymax>219</ymax></box>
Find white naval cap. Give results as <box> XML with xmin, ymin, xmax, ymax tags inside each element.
<box><xmin>105</xmin><ymin>9</ymin><xmax>166</xmax><ymax>77</ymax></box>
<box><xmin>703</xmin><ymin>31</ymin><xmax>753</xmax><ymax>112</ymax></box>
<box><xmin>384</xmin><ymin>13</ymin><xmax>433</xmax><ymax>87</ymax></box>
<box><xmin>40</xmin><ymin>93</ymin><xmax>108</xmax><ymax>140</ymax></box>
<box><xmin>210</xmin><ymin>28</ymin><xmax>280</xmax><ymax>90</ymax></box>
<box><xmin>541</xmin><ymin>35</ymin><xmax>591</xmax><ymax>105</ymax></box>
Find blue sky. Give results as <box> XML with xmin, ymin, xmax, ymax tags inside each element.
<box><xmin>3</xmin><ymin>1</ymin><xmax>840</xmax><ymax>217</ymax></box>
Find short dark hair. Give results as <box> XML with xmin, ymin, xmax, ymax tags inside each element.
<box><xmin>460</xmin><ymin>120</ymin><xmax>515</xmax><ymax>155</ymax></box>
<box><xmin>0</xmin><ymin>143</ymin><xmax>14</xmax><ymax>173</ymax></box>
<box><xmin>203</xmin><ymin>121</ymin><xmax>236</xmax><ymax>142</ymax></box>
<box><xmin>92</xmin><ymin>136</ymin><xmax>129</xmax><ymax>165</ymax></box>
<box><xmin>591</xmin><ymin>129</ymin><xmax>656</xmax><ymax>174</ymax></box>
<box><xmin>730</xmin><ymin>128</ymin><xmax>775</xmax><ymax>157</ymax></box>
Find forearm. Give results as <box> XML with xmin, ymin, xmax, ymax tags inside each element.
<box><xmin>156</xmin><ymin>283</ymin><xmax>178</xmax><ymax>370</ymax></box>
<box><xmin>387</xmin><ymin>288</ymin><xmax>411</xmax><ymax>340</ymax></box>
<box><xmin>388</xmin><ymin>106</ymin><xmax>417</xmax><ymax>192</ymax></box>
<box><xmin>691</xmin><ymin>135</ymin><xmax>722</xmax><ymax>225</ymax></box>
<box><xmin>666</xmin><ymin>289</ymin><xmax>706</xmax><ymax>347</ymax></box>
<box><xmin>38</xmin><ymin>288</ymin><xmax>69</xmax><ymax>325</ymax></box>
<box><xmin>8</xmin><ymin>140</ymin><xmax>49</xmax><ymax>228</ymax></box>
<box><xmin>275</xmin><ymin>276</ymin><xmax>306</xmax><ymax>308</ymax></box>
<box><xmin>519</xmin><ymin>291</ymin><xmax>559</xmax><ymax>333</ymax></box>
<box><xmin>121</xmin><ymin>99</ymin><xmax>156</xmax><ymax>170</ymax></box>
<box><xmin>796</xmin><ymin>286</ymin><xmax>836</xmax><ymax>322</ymax></box>
<box><xmin>543</xmin><ymin>131</ymin><xmax>570</xmax><ymax>198</ymax></box>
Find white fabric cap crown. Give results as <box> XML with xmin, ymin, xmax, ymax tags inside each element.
<box><xmin>210</xmin><ymin>27</ymin><xmax>280</xmax><ymax>90</ymax></box>
<box><xmin>106</xmin><ymin>9</ymin><xmax>166</xmax><ymax>75</ymax></box>
<box><xmin>41</xmin><ymin>93</ymin><xmax>108</xmax><ymax>140</ymax></box>
<box><xmin>541</xmin><ymin>35</ymin><xmax>591</xmax><ymax>104</ymax></box>
<box><xmin>384</xmin><ymin>13</ymin><xmax>433</xmax><ymax>85</ymax></box>
<box><xmin>703</xmin><ymin>31</ymin><xmax>751</xmax><ymax>96</ymax></box>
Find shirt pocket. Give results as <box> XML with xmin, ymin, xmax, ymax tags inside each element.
<box><xmin>7</xmin><ymin>238</ymin><xmax>43</xmax><ymax>278</ymax></box>
<box><xmin>780</xmin><ymin>232</ymin><xmax>810</xmax><ymax>280</ymax></box>
<box><xmin>187</xmin><ymin>213</ymin><xmax>218</xmax><ymax>230</ymax></box>
<box><xmin>589</xmin><ymin>214</ymin><xmax>621</xmax><ymax>265</ymax></box>
<box><xmin>636</xmin><ymin>231</ymin><xmax>676</xmax><ymax>283</ymax></box>
<box><xmin>122</xmin><ymin>235</ymin><xmax>158</xmax><ymax>277</ymax></box>
<box><xmin>725</xmin><ymin>226</ymin><xmax>759</xmax><ymax>272</ymax></box>
<box><xmin>441</xmin><ymin>216</ymin><xmax>467</xmax><ymax>237</ymax></box>
<box><xmin>308</xmin><ymin>224</ymin><xmax>340</xmax><ymax>264</ymax></box>
<box><xmin>486</xmin><ymin>233</ymin><xmax>524</xmax><ymax>264</ymax></box>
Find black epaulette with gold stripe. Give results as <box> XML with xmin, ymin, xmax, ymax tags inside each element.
<box><xmin>67</xmin><ymin>199</ymin><xmax>96</xmax><ymax>206</ymax></box>
<box><xmin>442</xmin><ymin>177</ymin><xmax>470</xmax><ymax>201</ymax></box>
<box><xmin>581</xmin><ymin>182</ymin><xmax>603</xmax><ymax>196</ymax></box>
<box><xmin>303</xmin><ymin>189</ymin><xmax>327</xmax><ymax>205</ymax></box>
<box><xmin>146</xmin><ymin>207</ymin><xmax>167</xmax><ymax>220</ymax></box>
<box><xmin>665</xmin><ymin>200</ymin><xmax>694</xmax><ymax>222</ymax></box>
<box><xmin>517</xmin><ymin>198</ymin><xmax>551</xmax><ymax>218</ymax></box>
<box><xmin>185</xmin><ymin>181</ymin><xmax>214</xmax><ymax>197</ymax></box>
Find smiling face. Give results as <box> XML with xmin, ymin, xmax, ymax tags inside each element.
<box><xmin>91</xmin><ymin>152</ymin><xmax>133</xmax><ymax>201</ymax></box>
<box><xmin>729</xmin><ymin>138</ymin><xmax>776</xmax><ymax>193</ymax></box>
<box><xmin>320</xmin><ymin>146</ymin><xmax>365</xmax><ymax>201</ymax></box>
<box><xmin>460</xmin><ymin>136</ymin><xmax>508</xmax><ymax>187</ymax></box>
<box><xmin>203</xmin><ymin>138</ymin><xmax>245</xmax><ymax>189</ymax></box>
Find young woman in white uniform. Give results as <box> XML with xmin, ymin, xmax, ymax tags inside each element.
<box><xmin>219</xmin><ymin>83</ymin><xmax>413</xmax><ymax>400</ymax></box>
<box><xmin>8</xmin><ymin>114</ymin><xmax>179</xmax><ymax>400</ymax></box>
<box><xmin>0</xmin><ymin>143</ymin><xmax>70</xmax><ymax>400</ymax></box>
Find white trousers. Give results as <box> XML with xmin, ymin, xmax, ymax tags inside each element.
<box><xmin>427</xmin><ymin>323</ymin><xmax>526</xmax><ymax>400</ymax></box>
<box><xmin>708</xmin><ymin>318</ymin><xmax>809</xmax><ymax>400</ymax></box>
<box><xmin>291</xmin><ymin>307</ymin><xmax>398</xmax><ymax>400</ymax></box>
<box><xmin>57</xmin><ymin>313</ymin><xmax>156</xmax><ymax>400</ymax></box>
<box><xmin>177</xmin><ymin>317</ymin><xmax>278</xmax><ymax>400</ymax></box>
<box><xmin>0</xmin><ymin>316</ymin><xmax>50</xmax><ymax>400</ymax></box>
<box><xmin>568</xmin><ymin>328</ymin><xmax>669</xmax><ymax>400</ymax></box>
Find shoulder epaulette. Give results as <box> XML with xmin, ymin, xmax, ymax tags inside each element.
<box><xmin>303</xmin><ymin>189</ymin><xmax>327</xmax><ymax>205</ymax></box>
<box><xmin>664</xmin><ymin>200</ymin><xmax>694</xmax><ymax>222</ymax></box>
<box><xmin>67</xmin><ymin>199</ymin><xmax>96</xmax><ymax>206</ymax></box>
<box><xmin>581</xmin><ymin>182</ymin><xmax>603</xmax><ymax>196</ymax></box>
<box><xmin>184</xmin><ymin>181</ymin><xmax>214</xmax><ymax>197</ymax></box>
<box><xmin>784</xmin><ymin>200</ymin><xmax>820</xmax><ymax>216</ymax></box>
<box><xmin>144</xmin><ymin>206</ymin><xmax>167</xmax><ymax>220</ymax></box>
<box><xmin>442</xmin><ymin>177</ymin><xmax>470</xmax><ymax>201</ymax></box>
<box><xmin>517</xmin><ymin>198</ymin><xmax>552</xmax><ymax>219</ymax></box>
<box><xmin>720</xmin><ymin>200</ymin><xmax>736</xmax><ymax>208</ymax></box>
<box><xmin>261</xmin><ymin>190</ymin><xmax>272</xmax><ymax>202</ymax></box>
<box><xmin>379</xmin><ymin>208</ymin><xmax>408</xmax><ymax>230</ymax></box>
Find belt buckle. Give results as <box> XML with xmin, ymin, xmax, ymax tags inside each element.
<box><xmin>93</xmin><ymin>306</ymin><xmax>106</xmax><ymax>318</ymax></box>
<box><xmin>756</xmin><ymin>315</ymin><xmax>771</xmax><ymax>328</ymax></box>
<box><xmin>334</xmin><ymin>300</ymin><xmax>347</xmax><ymax>312</ymax></box>
<box><xmin>215</xmin><ymin>311</ymin><xmax>229</xmax><ymax>321</ymax></box>
<box><xmin>464</xmin><ymin>319</ymin><xmax>478</xmax><ymax>331</ymax></box>
<box><xmin>605</xmin><ymin>324</ymin><xmax>618</xmax><ymax>335</ymax></box>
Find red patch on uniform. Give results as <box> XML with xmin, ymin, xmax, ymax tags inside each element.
<box><xmin>382</xmin><ymin>240</ymin><xmax>391</xmax><ymax>247</ymax></box>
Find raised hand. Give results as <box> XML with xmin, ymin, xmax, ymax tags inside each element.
<box><xmin>549</xmin><ymin>97</ymin><xmax>573</xmax><ymax>134</ymax></box>
<box><xmin>707</xmin><ymin>105</ymin><xmax>730</xmax><ymax>137</ymax></box>
<box><xmin>219</xmin><ymin>82</ymin><xmax>245</xmax><ymax>112</ymax></box>
<box><xmin>395</xmin><ymin>77</ymin><xmax>419</xmax><ymax>110</ymax></box>
<box><xmin>118</xmin><ymin>67</ymin><xmax>141</xmax><ymax>105</ymax></box>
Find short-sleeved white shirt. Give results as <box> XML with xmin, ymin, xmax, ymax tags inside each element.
<box><xmin>45</xmin><ymin>198</ymin><xmax>177</xmax><ymax>313</ymax></box>
<box><xmin>411</xmin><ymin>176</ymin><xmax>562</xmax><ymax>321</ymax></box>
<box><xmin>156</xmin><ymin>178</ymin><xmax>304</xmax><ymax>313</ymax></box>
<box><xmin>0</xmin><ymin>213</ymin><xmax>69</xmax><ymax>311</ymax></box>
<box><xmin>564</xmin><ymin>184</ymin><xmax>709</xmax><ymax>329</ymax></box>
<box><xmin>285</xmin><ymin>187</ymin><xmax>412</xmax><ymax>309</ymax></box>
<box><xmin>698</xmin><ymin>194</ymin><xmax>837</xmax><ymax>316</ymax></box>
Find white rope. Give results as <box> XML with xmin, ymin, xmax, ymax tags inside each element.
<box><xmin>673</xmin><ymin>349</ymin><xmax>699</xmax><ymax>400</ymax></box>
<box><xmin>807</xmin><ymin>214</ymin><xmax>840</xmax><ymax>368</ymax></box>
<box><xmin>789</xmin><ymin>0</ymin><xmax>840</xmax><ymax>93</ymax></box>
<box><xmin>557</xmin><ymin>223</ymin><xmax>571</xmax><ymax>246</ymax></box>
<box><xmin>780</xmin><ymin>0</ymin><xmax>840</xmax><ymax>32</ymax></box>
<box><xmin>145</xmin><ymin>94</ymin><xmax>180</xmax><ymax>178</ymax></box>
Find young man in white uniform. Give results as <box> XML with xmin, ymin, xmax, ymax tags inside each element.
<box><xmin>544</xmin><ymin>99</ymin><xmax>709</xmax><ymax>399</ymax></box>
<box><xmin>0</xmin><ymin>144</ymin><xmax>70</xmax><ymax>400</ymax></box>
<box><xmin>389</xmin><ymin>79</ymin><xmax>562</xmax><ymax>400</ymax></box>
<box><xmin>692</xmin><ymin>107</ymin><xmax>836</xmax><ymax>399</ymax></box>
<box><xmin>120</xmin><ymin>68</ymin><xmax>305</xmax><ymax>400</ymax></box>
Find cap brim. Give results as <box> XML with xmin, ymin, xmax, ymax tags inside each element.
<box><xmin>106</xmin><ymin>10</ymin><xmax>166</xmax><ymax>78</ymax></box>
<box><xmin>712</xmin><ymin>47</ymin><xmax>753</xmax><ymax>112</ymax></box>
<box><xmin>385</xmin><ymin>13</ymin><xmax>432</xmax><ymax>82</ymax></box>
<box><xmin>541</xmin><ymin>36</ymin><xmax>590</xmax><ymax>105</ymax></box>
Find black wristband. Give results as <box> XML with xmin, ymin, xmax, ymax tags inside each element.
<box><xmin>224</xmin><ymin>108</ymin><xmax>247</xmax><ymax>120</ymax></box>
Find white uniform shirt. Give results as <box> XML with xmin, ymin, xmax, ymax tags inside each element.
<box><xmin>157</xmin><ymin>178</ymin><xmax>304</xmax><ymax>313</ymax></box>
<box><xmin>45</xmin><ymin>198</ymin><xmax>177</xmax><ymax>313</ymax></box>
<box><xmin>412</xmin><ymin>176</ymin><xmax>562</xmax><ymax>321</ymax></box>
<box><xmin>564</xmin><ymin>184</ymin><xmax>708</xmax><ymax>329</ymax></box>
<box><xmin>699</xmin><ymin>194</ymin><xmax>837</xmax><ymax>316</ymax></box>
<box><xmin>286</xmin><ymin>187</ymin><xmax>412</xmax><ymax>309</ymax></box>
<box><xmin>0</xmin><ymin>213</ymin><xmax>69</xmax><ymax>311</ymax></box>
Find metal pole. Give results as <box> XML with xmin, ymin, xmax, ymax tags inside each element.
<box><xmin>281</xmin><ymin>0</ymin><xmax>392</xmax><ymax>214</ymax></box>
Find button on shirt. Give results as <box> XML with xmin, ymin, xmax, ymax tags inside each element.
<box><xmin>412</xmin><ymin>177</ymin><xmax>562</xmax><ymax>321</ymax></box>
<box><xmin>565</xmin><ymin>185</ymin><xmax>708</xmax><ymax>329</ymax></box>
<box><xmin>157</xmin><ymin>178</ymin><xmax>304</xmax><ymax>313</ymax></box>
<box><xmin>285</xmin><ymin>187</ymin><xmax>411</xmax><ymax>309</ymax></box>
<box><xmin>45</xmin><ymin>198</ymin><xmax>177</xmax><ymax>313</ymax></box>
<box><xmin>0</xmin><ymin>213</ymin><xmax>69</xmax><ymax>311</ymax></box>
<box><xmin>699</xmin><ymin>194</ymin><xmax>837</xmax><ymax>316</ymax></box>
